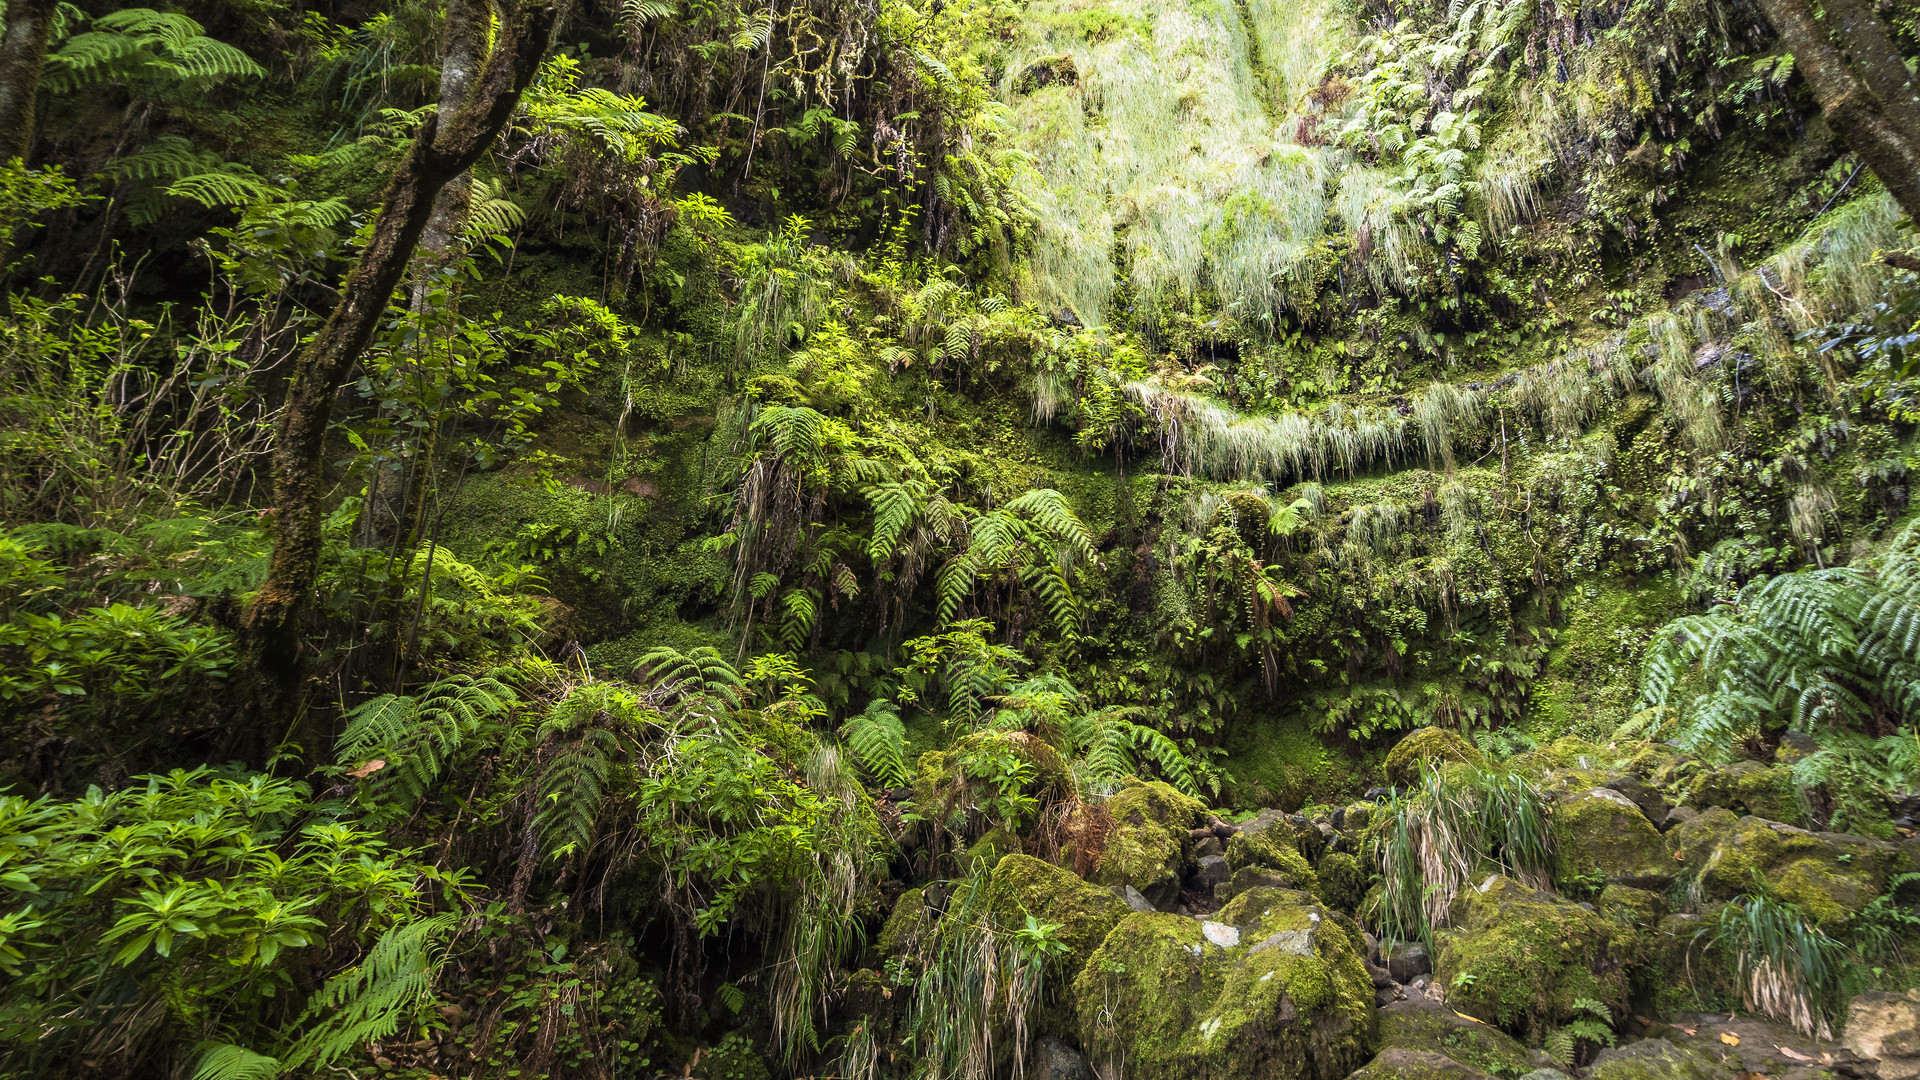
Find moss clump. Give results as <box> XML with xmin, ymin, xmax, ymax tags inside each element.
<box><xmin>1092</xmin><ymin>780</ymin><xmax>1206</xmax><ymax>908</ymax></box>
<box><xmin>1383</xmin><ymin>728</ymin><xmax>1486</xmax><ymax>786</ymax></box>
<box><xmin>912</xmin><ymin>730</ymin><xmax>1074</xmax><ymax>846</ymax></box>
<box><xmin>1073</xmin><ymin>897</ymin><xmax>1376</xmax><ymax>1080</ymax></box>
<box><xmin>1434</xmin><ymin>875</ymin><xmax>1633</xmax><ymax>1041</ymax></box>
<box><xmin>1683</xmin><ymin>760</ymin><xmax>1805</xmax><ymax>826</ymax></box>
<box><xmin>1583</xmin><ymin>1037</ymin><xmax>1726</xmax><ymax>1080</ymax></box>
<box><xmin>1552</xmin><ymin>788</ymin><xmax>1676</xmax><ymax>893</ymax></box>
<box><xmin>1315</xmin><ymin>851</ymin><xmax>1367</xmax><ymax>912</ymax></box>
<box><xmin>1224</xmin><ymin>809</ymin><xmax>1318</xmax><ymax>891</ymax></box>
<box><xmin>877</xmin><ymin>888</ymin><xmax>928</xmax><ymax>959</ymax></box>
<box><xmin>1671</xmin><ymin>808</ymin><xmax>1899</xmax><ymax>926</ymax></box>
<box><xmin>986</xmin><ymin>854</ymin><xmax>1130</xmax><ymax>985</ymax></box>
<box><xmin>1595</xmin><ymin>885</ymin><xmax>1667</xmax><ymax>928</ymax></box>
<box><xmin>1374</xmin><ymin>999</ymin><xmax>1533</xmax><ymax>1076</ymax></box>
<box><xmin>964</xmin><ymin>826</ymin><xmax>1022</xmax><ymax>868</ymax></box>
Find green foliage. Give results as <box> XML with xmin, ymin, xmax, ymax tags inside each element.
<box><xmin>1705</xmin><ymin>891</ymin><xmax>1847</xmax><ymax>1039</ymax></box>
<box><xmin>842</xmin><ymin>697</ymin><xmax>910</xmax><ymax>787</ymax></box>
<box><xmin>1541</xmin><ymin>997</ymin><xmax>1616</xmax><ymax>1067</ymax></box>
<box><xmin>46</xmin><ymin>9</ymin><xmax>266</xmax><ymax>93</ymax></box>
<box><xmin>335</xmin><ymin>672</ymin><xmax>521</xmax><ymax>806</ymax></box>
<box><xmin>1369</xmin><ymin>763</ymin><xmax>1554</xmax><ymax>946</ymax></box>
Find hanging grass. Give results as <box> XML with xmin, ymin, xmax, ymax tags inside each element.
<box><xmin>1704</xmin><ymin>892</ymin><xmax>1847</xmax><ymax>1039</ymax></box>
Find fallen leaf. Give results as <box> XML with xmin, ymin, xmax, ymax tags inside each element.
<box><xmin>1677</xmin><ymin>1026</ymin><xmax>1698</xmax><ymax>1036</ymax></box>
<box><xmin>1453</xmin><ymin>1012</ymin><xmax>1485</xmax><ymax>1024</ymax></box>
<box><xmin>1721</xmin><ymin>1031</ymin><xmax>1741</xmax><ymax>1046</ymax></box>
<box><xmin>1777</xmin><ymin>1046</ymin><xmax>1812</xmax><ymax>1062</ymax></box>
<box><xmin>347</xmin><ymin>759</ymin><xmax>386</xmax><ymax>779</ymax></box>
<box><xmin>1674</xmin><ymin>850</ymin><xmax>1687</xmax><ymax>861</ymax></box>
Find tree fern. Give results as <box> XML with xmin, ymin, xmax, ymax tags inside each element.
<box><xmin>281</xmin><ymin>914</ymin><xmax>457</xmax><ymax>1069</ymax></box>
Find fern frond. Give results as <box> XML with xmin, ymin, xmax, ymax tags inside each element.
<box><xmin>189</xmin><ymin>1044</ymin><xmax>280</xmax><ymax>1080</ymax></box>
<box><xmin>283</xmin><ymin>914</ymin><xmax>456</xmax><ymax>1069</ymax></box>
<box><xmin>842</xmin><ymin>699</ymin><xmax>909</xmax><ymax>787</ymax></box>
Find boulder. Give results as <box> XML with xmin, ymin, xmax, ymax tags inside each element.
<box><xmin>1684</xmin><ymin>759</ymin><xmax>1806</xmax><ymax>826</ymax></box>
<box><xmin>1344</xmin><ymin>1048</ymin><xmax>1492</xmax><ymax>1079</ymax></box>
<box><xmin>877</xmin><ymin>887</ymin><xmax>929</xmax><ymax>958</ymax></box>
<box><xmin>1433</xmin><ymin>875</ymin><xmax>1633</xmax><ymax>1040</ymax></box>
<box><xmin>1225</xmin><ymin>809</ymin><xmax>1321</xmax><ymax>891</ymax></box>
<box><xmin>1188</xmin><ymin>854</ymin><xmax>1231</xmax><ymax>893</ymax></box>
<box><xmin>1315</xmin><ymin>850</ymin><xmax>1366</xmax><ymax>912</ymax></box>
<box><xmin>1374</xmin><ymin>997</ymin><xmax>1532</xmax><ymax>1076</ymax></box>
<box><xmin>1385</xmin><ymin>941</ymin><xmax>1430</xmax><ymax>981</ymax></box>
<box><xmin>1582</xmin><ymin>1038</ymin><xmax>1724</xmax><ymax>1080</ymax></box>
<box><xmin>1384</xmin><ymin>727</ymin><xmax>1487</xmax><ymax>785</ymax></box>
<box><xmin>1092</xmin><ymin>780</ymin><xmax>1207</xmax><ymax>909</ymax></box>
<box><xmin>1030</xmin><ymin>1035</ymin><xmax>1093</xmax><ymax>1080</ymax></box>
<box><xmin>1670</xmin><ymin>809</ymin><xmax>1900</xmax><ymax>926</ymax></box>
<box><xmin>1602</xmin><ymin>772</ymin><xmax>1668</xmax><ymax>823</ymax></box>
<box><xmin>1845</xmin><ymin>989</ymin><xmax>1920</xmax><ymax>1080</ymax></box>
<box><xmin>987</xmin><ymin>855</ymin><xmax>1130</xmax><ymax>986</ymax></box>
<box><xmin>1073</xmin><ymin>888</ymin><xmax>1376</xmax><ymax>1080</ymax></box>
<box><xmin>1552</xmin><ymin>787</ymin><xmax>1677</xmax><ymax>892</ymax></box>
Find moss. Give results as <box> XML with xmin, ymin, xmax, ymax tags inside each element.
<box><xmin>1374</xmin><ymin>999</ymin><xmax>1533</xmax><ymax>1076</ymax></box>
<box><xmin>1383</xmin><ymin>727</ymin><xmax>1486</xmax><ymax>786</ymax></box>
<box><xmin>1671</xmin><ymin>808</ymin><xmax>1900</xmax><ymax>927</ymax></box>
<box><xmin>986</xmin><ymin>854</ymin><xmax>1130</xmax><ymax>984</ymax></box>
<box><xmin>1595</xmin><ymin>885</ymin><xmax>1668</xmax><ymax>929</ymax></box>
<box><xmin>1221</xmin><ymin>714</ymin><xmax>1366</xmax><ymax>811</ymax></box>
<box><xmin>1093</xmin><ymin>780</ymin><xmax>1206</xmax><ymax>907</ymax></box>
<box><xmin>1344</xmin><ymin>1048</ymin><xmax>1496</xmax><ymax>1079</ymax></box>
<box><xmin>1224</xmin><ymin>811</ymin><xmax>1319</xmax><ymax>895</ymax></box>
<box><xmin>1434</xmin><ymin>875</ymin><xmax>1634</xmax><ymax>1041</ymax></box>
<box><xmin>1582</xmin><ymin>1038</ymin><xmax>1726</xmax><ymax>1080</ymax></box>
<box><xmin>877</xmin><ymin>888</ymin><xmax>928</xmax><ymax>959</ymax></box>
<box><xmin>964</xmin><ymin>827</ymin><xmax>1022</xmax><ymax>869</ymax></box>
<box><xmin>1315</xmin><ymin>851</ymin><xmax>1367</xmax><ymax>912</ymax></box>
<box><xmin>1532</xmin><ymin>579</ymin><xmax>1682</xmax><ymax>740</ymax></box>
<box><xmin>1683</xmin><ymin>760</ymin><xmax>1806</xmax><ymax>826</ymax></box>
<box><xmin>1552</xmin><ymin>787</ymin><xmax>1676</xmax><ymax>893</ymax></box>
<box><xmin>912</xmin><ymin>730</ymin><xmax>1074</xmax><ymax>846</ymax></box>
<box><xmin>1072</xmin><ymin>896</ymin><xmax>1377</xmax><ymax>1080</ymax></box>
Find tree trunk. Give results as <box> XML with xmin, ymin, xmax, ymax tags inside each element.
<box><xmin>0</xmin><ymin>0</ymin><xmax>58</xmax><ymax>164</ymax></box>
<box><xmin>241</xmin><ymin>0</ymin><xmax>559</xmax><ymax>740</ymax></box>
<box><xmin>1753</xmin><ymin>0</ymin><xmax>1920</xmax><ymax>223</ymax></box>
<box><xmin>411</xmin><ymin>0</ymin><xmax>489</xmax><ymax>310</ymax></box>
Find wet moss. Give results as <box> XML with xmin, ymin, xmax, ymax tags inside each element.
<box><xmin>986</xmin><ymin>854</ymin><xmax>1130</xmax><ymax>984</ymax></box>
<box><xmin>1315</xmin><ymin>850</ymin><xmax>1367</xmax><ymax>913</ymax></box>
<box><xmin>1552</xmin><ymin>787</ymin><xmax>1675</xmax><ymax>893</ymax></box>
<box><xmin>1671</xmin><ymin>808</ymin><xmax>1900</xmax><ymax>926</ymax></box>
<box><xmin>1383</xmin><ymin>727</ymin><xmax>1487</xmax><ymax>786</ymax></box>
<box><xmin>1092</xmin><ymin>780</ymin><xmax>1206</xmax><ymax>907</ymax></box>
<box><xmin>1375</xmin><ymin>999</ymin><xmax>1534</xmax><ymax>1076</ymax></box>
<box><xmin>877</xmin><ymin>888</ymin><xmax>929</xmax><ymax>960</ymax></box>
<box><xmin>1683</xmin><ymin>760</ymin><xmax>1805</xmax><ymax>826</ymax></box>
<box><xmin>1434</xmin><ymin>875</ymin><xmax>1634</xmax><ymax>1041</ymax></box>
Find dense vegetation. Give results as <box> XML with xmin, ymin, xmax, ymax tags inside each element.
<box><xmin>0</xmin><ymin>0</ymin><xmax>1919</xmax><ymax>1072</ymax></box>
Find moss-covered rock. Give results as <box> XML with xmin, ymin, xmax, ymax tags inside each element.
<box><xmin>877</xmin><ymin>887</ymin><xmax>929</xmax><ymax>959</ymax></box>
<box><xmin>1671</xmin><ymin>809</ymin><xmax>1900</xmax><ymax>926</ymax></box>
<box><xmin>1344</xmin><ymin>1048</ymin><xmax>1494</xmax><ymax>1079</ymax></box>
<box><xmin>964</xmin><ymin>826</ymin><xmax>1022</xmax><ymax>868</ymax></box>
<box><xmin>986</xmin><ymin>854</ymin><xmax>1129</xmax><ymax>986</ymax></box>
<box><xmin>1594</xmin><ymin>885</ymin><xmax>1667</xmax><ymax>929</ymax></box>
<box><xmin>1552</xmin><ymin>787</ymin><xmax>1677</xmax><ymax>893</ymax></box>
<box><xmin>1314</xmin><ymin>850</ymin><xmax>1366</xmax><ymax>912</ymax></box>
<box><xmin>1582</xmin><ymin>1037</ymin><xmax>1725</xmax><ymax>1080</ymax></box>
<box><xmin>1683</xmin><ymin>760</ymin><xmax>1806</xmax><ymax>826</ymax></box>
<box><xmin>1072</xmin><ymin>894</ymin><xmax>1376</xmax><ymax>1080</ymax></box>
<box><xmin>1384</xmin><ymin>727</ymin><xmax>1486</xmax><ymax>786</ymax></box>
<box><xmin>1093</xmin><ymin>780</ymin><xmax>1206</xmax><ymax>908</ymax></box>
<box><xmin>1224</xmin><ymin>808</ymin><xmax>1319</xmax><ymax>888</ymax></box>
<box><xmin>1433</xmin><ymin>875</ymin><xmax>1634</xmax><ymax>1040</ymax></box>
<box><xmin>912</xmin><ymin>731</ymin><xmax>1074</xmax><ymax>847</ymax></box>
<box><xmin>1373</xmin><ymin>999</ymin><xmax>1533</xmax><ymax>1076</ymax></box>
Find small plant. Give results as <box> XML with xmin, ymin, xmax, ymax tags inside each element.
<box><xmin>1704</xmin><ymin>891</ymin><xmax>1846</xmax><ymax>1038</ymax></box>
<box><xmin>1543</xmin><ymin>997</ymin><xmax>1617</xmax><ymax>1067</ymax></box>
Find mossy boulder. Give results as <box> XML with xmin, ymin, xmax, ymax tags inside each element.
<box><xmin>1072</xmin><ymin>894</ymin><xmax>1376</xmax><ymax>1080</ymax></box>
<box><xmin>877</xmin><ymin>887</ymin><xmax>929</xmax><ymax>959</ymax></box>
<box><xmin>986</xmin><ymin>854</ymin><xmax>1130</xmax><ymax>987</ymax></box>
<box><xmin>1384</xmin><ymin>727</ymin><xmax>1486</xmax><ymax>786</ymax></box>
<box><xmin>1093</xmin><ymin>780</ymin><xmax>1207</xmax><ymax>909</ymax></box>
<box><xmin>1683</xmin><ymin>760</ymin><xmax>1806</xmax><ymax>826</ymax></box>
<box><xmin>1434</xmin><ymin>874</ymin><xmax>1633</xmax><ymax>1041</ymax></box>
<box><xmin>1594</xmin><ymin>885</ymin><xmax>1667</xmax><ymax>929</ymax></box>
<box><xmin>1582</xmin><ymin>1038</ymin><xmax>1725</xmax><ymax>1080</ymax></box>
<box><xmin>1552</xmin><ymin>788</ymin><xmax>1677</xmax><ymax>893</ymax></box>
<box><xmin>1373</xmin><ymin>998</ymin><xmax>1533</xmax><ymax>1076</ymax></box>
<box><xmin>912</xmin><ymin>731</ymin><xmax>1074</xmax><ymax>845</ymax></box>
<box><xmin>1671</xmin><ymin>808</ymin><xmax>1900</xmax><ymax>926</ymax></box>
<box><xmin>964</xmin><ymin>826</ymin><xmax>1022</xmax><ymax>868</ymax></box>
<box><xmin>1344</xmin><ymin>1048</ymin><xmax>1494</xmax><ymax>1079</ymax></box>
<box><xmin>1225</xmin><ymin>808</ymin><xmax>1319</xmax><ymax>887</ymax></box>
<box><xmin>1314</xmin><ymin>850</ymin><xmax>1366</xmax><ymax>912</ymax></box>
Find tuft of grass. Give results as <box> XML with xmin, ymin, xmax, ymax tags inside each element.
<box><xmin>1704</xmin><ymin>892</ymin><xmax>1845</xmax><ymax>1039</ymax></box>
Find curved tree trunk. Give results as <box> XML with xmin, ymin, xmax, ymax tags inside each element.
<box><xmin>241</xmin><ymin>0</ymin><xmax>561</xmax><ymax>747</ymax></box>
<box><xmin>0</xmin><ymin>0</ymin><xmax>56</xmax><ymax>164</ymax></box>
<box><xmin>1754</xmin><ymin>0</ymin><xmax>1920</xmax><ymax>223</ymax></box>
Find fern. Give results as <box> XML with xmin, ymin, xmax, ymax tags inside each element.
<box><xmin>282</xmin><ymin>914</ymin><xmax>457</xmax><ymax>1069</ymax></box>
<box><xmin>842</xmin><ymin>699</ymin><xmax>909</xmax><ymax>787</ymax></box>
<box><xmin>335</xmin><ymin>674</ymin><xmax>517</xmax><ymax>803</ymax></box>
<box><xmin>46</xmin><ymin>9</ymin><xmax>264</xmax><ymax>93</ymax></box>
<box><xmin>189</xmin><ymin>1044</ymin><xmax>280</xmax><ymax>1080</ymax></box>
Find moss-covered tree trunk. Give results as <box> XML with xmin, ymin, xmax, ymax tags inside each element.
<box><xmin>242</xmin><ymin>0</ymin><xmax>560</xmax><ymax>744</ymax></box>
<box><xmin>1755</xmin><ymin>0</ymin><xmax>1920</xmax><ymax>223</ymax></box>
<box><xmin>0</xmin><ymin>0</ymin><xmax>58</xmax><ymax>163</ymax></box>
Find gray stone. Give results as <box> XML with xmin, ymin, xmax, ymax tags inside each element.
<box><xmin>1190</xmin><ymin>854</ymin><xmax>1230</xmax><ymax>890</ymax></box>
<box><xmin>1032</xmin><ymin>1036</ymin><xmax>1091</xmax><ymax>1080</ymax></box>
<box><xmin>1347</xmin><ymin>1048</ymin><xmax>1493</xmax><ymax>1079</ymax></box>
<box><xmin>1194</xmin><ymin>835</ymin><xmax>1223</xmax><ymax>858</ymax></box>
<box><xmin>1603</xmin><ymin>772</ymin><xmax>1668</xmax><ymax>823</ymax></box>
<box><xmin>1845</xmin><ymin>989</ymin><xmax>1920</xmax><ymax>1080</ymax></box>
<box><xmin>1200</xmin><ymin>920</ymin><xmax>1240</xmax><ymax>948</ymax></box>
<box><xmin>1661</xmin><ymin>805</ymin><xmax>1699</xmax><ymax>832</ymax></box>
<box><xmin>1518</xmin><ymin>1070</ymin><xmax>1572</xmax><ymax>1080</ymax></box>
<box><xmin>1386</xmin><ymin>941</ymin><xmax>1431</xmax><ymax>981</ymax></box>
<box><xmin>1117</xmin><ymin>885</ymin><xmax>1155</xmax><ymax>913</ymax></box>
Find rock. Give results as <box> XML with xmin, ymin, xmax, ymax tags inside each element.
<box><xmin>1374</xmin><ymin>985</ymin><xmax>1404</xmax><ymax>1007</ymax></box>
<box><xmin>1671</xmin><ymin>808</ymin><xmax>1900</xmax><ymax>926</ymax></box>
<box><xmin>1201</xmin><ymin>920</ymin><xmax>1240</xmax><ymax>947</ymax></box>
<box><xmin>987</xmin><ymin>855</ymin><xmax>1131</xmax><ymax>988</ymax></box>
<box><xmin>964</xmin><ymin>825</ymin><xmax>1021</xmax><ymax>867</ymax></box>
<box><xmin>1553</xmin><ymin>787</ymin><xmax>1677</xmax><ymax>892</ymax></box>
<box><xmin>1845</xmin><ymin>989</ymin><xmax>1920</xmax><ymax>1079</ymax></box>
<box><xmin>1661</xmin><ymin>805</ymin><xmax>1699</xmax><ymax>832</ymax></box>
<box><xmin>1593</xmin><ymin>885</ymin><xmax>1666</xmax><ymax>928</ymax></box>
<box><xmin>1117</xmin><ymin>885</ymin><xmax>1156</xmax><ymax>913</ymax></box>
<box><xmin>1583</xmin><ymin>1038</ymin><xmax>1724</xmax><ymax>1080</ymax></box>
<box><xmin>1434</xmin><ymin>875</ymin><xmax>1633</xmax><ymax>1040</ymax></box>
<box><xmin>1345</xmin><ymin>1047</ymin><xmax>1495</xmax><ymax>1079</ymax></box>
<box><xmin>1030</xmin><ymin>1036</ymin><xmax>1092</xmax><ymax>1080</ymax></box>
<box><xmin>1684</xmin><ymin>759</ymin><xmax>1807</xmax><ymax>826</ymax></box>
<box><xmin>1363</xmin><ymin>958</ymin><xmax>1394</xmax><ymax>988</ymax></box>
<box><xmin>1362</xmin><ymin>931</ymin><xmax>1380</xmax><ymax>965</ymax></box>
<box><xmin>1386</xmin><ymin>941</ymin><xmax>1431</xmax><ymax>981</ymax></box>
<box><xmin>1224</xmin><ymin>809</ymin><xmax>1321</xmax><ymax>889</ymax></box>
<box><xmin>877</xmin><ymin>887</ymin><xmax>930</xmax><ymax>958</ymax></box>
<box><xmin>1384</xmin><ymin>727</ymin><xmax>1487</xmax><ymax>785</ymax></box>
<box><xmin>1375</xmin><ymin>997</ymin><xmax>1535</xmax><ymax>1076</ymax></box>
<box><xmin>1316</xmin><ymin>850</ymin><xmax>1366</xmax><ymax>912</ymax></box>
<box><xmin>1015</xmin><ymin>54</ymin><xmax>1078</xmax><ymax>93</ymax></box>
<box><xmin>1188</xmin><ymin>854</ymin><xmax>1230</xmax><ymax>892</ymax></box>
<box><xmin>1517</xmin><ymin>1071</ymin><xmax>1572</xmax><ymax>1080</ymax></box>
<box><xmin>1073</xmin><ymin>891</ymin><xmax>1376</xmax><ymax>1080</ymax></box>
<box><xmin>1775</xmin><ymin>730</ymin><xmax>1820</xmax><ymax>764</ymax></box>
<box><xmin>1092</xmin><ymin>780</ymin><xmax>1207</xmax><ymax>909</ymax></box>
<box><xmin>1603</xmin><ymin>772</ymin><xmax>1668</xmax><ymax>823</ymax></box>
<box><xmin>1194</xmin><ymin>835</ymin><xmax>1224</xmax><ymax>858</ymax></box>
